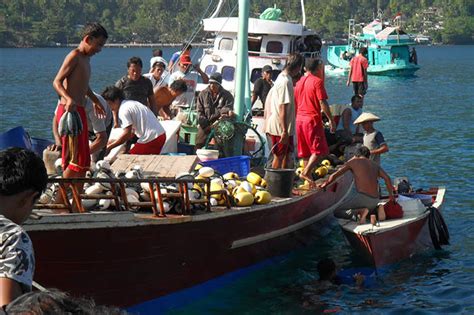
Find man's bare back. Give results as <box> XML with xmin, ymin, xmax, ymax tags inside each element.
<box><xmin>346</xmin><ymin>157</ymin><xmax>380</xmax><ymax>198</ymax></box>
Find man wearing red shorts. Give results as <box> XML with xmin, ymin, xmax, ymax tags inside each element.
<box><xmin>294</xmin><ymin>58</ymin><xmax>335</xmax><ymax>185</ymax></box>
<box><xmin>102</xmin><ymin>86</ymin><xmax>166</xmax><ymax>155</ymax></box>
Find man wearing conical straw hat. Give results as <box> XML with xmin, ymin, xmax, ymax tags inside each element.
<box><xmin>353</xmin><ymin>113</ymin><xmax>389</xmax><ymax>165</ymax></box>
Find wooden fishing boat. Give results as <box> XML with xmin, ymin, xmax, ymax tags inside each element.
<box><xmin>338</xmin><ymin>187</ymin><xmax>448</xmax><ymax>268</ymax></box>
<box><xmin>24</xmin><ymin>154</ymin><xmax>353</xmax><ymax>308</ymax></box>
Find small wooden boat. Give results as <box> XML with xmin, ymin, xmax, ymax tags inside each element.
<box><xmin>338</xmin><ymin>187</ymin><xmax>448</xmax><ymax>268</ymax></box>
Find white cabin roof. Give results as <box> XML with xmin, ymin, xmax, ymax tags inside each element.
<box><xmin>202</xmin><ymin>17</ymin><xmax>315</xmax><ymax>36</ymax></box>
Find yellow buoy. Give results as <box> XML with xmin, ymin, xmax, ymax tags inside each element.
<box><xmin>246</xmin><ymin>172</ymin><xmax>262</xmax><ymax>186</ymax></box>
<box><xmin>254</xmin><ymin>190</ymin><xmax>272</xmax><ymax>204</ymax></box>
<box><xmin>223</xmin><ymin>172</ymin><xmax>239</xmax><ymax>180</ymax></box>
<box><xmin>315</xmin><ymin>166</ymin><xmax>328</xmax><ymax>178</ymax></box>
<box><xmin>234</xmin><ymin>192</ymin><xmax>254</xmax><ymax>207</ymax></box>
<box><xmin>295</xmin><ymin>167</ymin><xmax>304</xmax><ymax>176</ymax></box>
<box><xmin>260</xmin><ymin>179</ymin><xmax>267</xmax><ymax>188</ymax></box>
<box><xmin>321</xmin><ymin>159</ymin><xmax>332</xmax><ymax>167</ymax></box>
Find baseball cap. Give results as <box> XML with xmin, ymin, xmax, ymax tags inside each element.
<box><xmin>209</xmin><ymin>72</ymin><xmax>222</xmax><ymax>85</ymax></box>
<box><xmin>262</xmin><ymin>65</ymin><xmax>272</xmax><ymax>73</ymax></box>
<box><xmin>180</xmin><ymin>55</ymin><xmax>192</xmax><ymax>65</ymax></box>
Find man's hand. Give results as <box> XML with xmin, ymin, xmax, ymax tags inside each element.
<box><xmin>329</xmin><ymin>120</ymin><xmax>336</xmax><ymax>133</ymax></box>
<box><xmin>280</xmin><ymin>131</ymin><xmax>289</xmax><ymax>145</ymax></box>
<box><xmin>47</xmin><ymin>144</ymin><xmax>61</xmax><ymax>151</ymax></box>
<box><xmin>93</xmin><ymin>101</ymin><xmax>106</xmax><ymax>119</ymax></box>
<box><xmin>64</xmin><ymin>98</ymin><xmax>76</xmax><ymax>112</ymax></box>
<box><xmin>346</xmin><ymin>80</ymin><xmax>350</xmax><ymax>87</ymax></box>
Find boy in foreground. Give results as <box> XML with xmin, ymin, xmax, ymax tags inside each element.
<box><xmin>0</xmin><ymin>148</ymin><xmax>48</xmax><ymax>306</ymax></box>
<box><xmin>52</xmin><ymin>22</ymin><xmax>107</xmax><ymax>203</ymax></box>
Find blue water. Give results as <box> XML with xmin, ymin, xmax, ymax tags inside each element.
<box><xmin>1</xmin><ymin>46</ymin><xmax>474</xmax><ymax>313</ymax></box>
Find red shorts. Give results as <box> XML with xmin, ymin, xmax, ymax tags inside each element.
<box><xmin>56</xmin><ymin>105</ymin><xmax>90</xmax><ymax>173</ymax></box>
<box><xmin>129</xmin><ymin>133</ymin><xmax>166</xmax><ymax>155</ymax></box>
<box><xmin>269</xmin><ymin>134</ymin><xmax>294</xmax><ymax>156</ymax></box>
<box><xmin>296</xmin><ymin>118</ymin><xmax>329</xmax><ymax>158</ymax></box>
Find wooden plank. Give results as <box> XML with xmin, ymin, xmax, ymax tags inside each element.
<box><xmin>112</xmin><ymin>155</ymin><xmax>199</xmax><ymax>178</ymax></box>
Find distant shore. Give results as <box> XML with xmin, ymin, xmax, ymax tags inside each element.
<box><xmin>0</xmin><ymin>42</ymin><xmax>212</xmax><ymax>48</ymax></box>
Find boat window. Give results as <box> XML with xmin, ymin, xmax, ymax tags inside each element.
<box><xmin>248</xmin><ymin>36</ymin><xmax>262</xmax><ymax>56</ymax></box>
<box><xmin>205</xmin><ymin>65</ymin><xmax>217</xmax><ymax>75</ymax></box>
<box><xmin>222</xmin><ymin>66</ymin><xmax>235</xmax><ymax>81</ymax></box>
<box><xmin>266</xmin><ymin>41</ymin><xmax>283</xmax><ymax>53</ymax></box>
<box><xmin>219</xmin><ymin>38</ymin><xmax>233</xmax><ymax>51</ymax></box>
<box><xmin>250</xmin><ymin>68</ymin><xmax>281</xmax><ymax>83</ymax></box>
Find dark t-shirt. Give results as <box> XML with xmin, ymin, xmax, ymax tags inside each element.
<box><xmin>115</xmin><ymin>75</ymin><xmax>154</xmax><ymax>107</ymax></box>
<box><xmin>253</xmin><ymin>78</ymin><xmax>272</xmax><ymax>106</ymax></box>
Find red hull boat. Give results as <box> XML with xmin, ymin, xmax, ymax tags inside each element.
<box><xmin>338</xmin><ymin>187</ymin><xmax>447</xmax><ymax>268</ymax></box>
<box><xmin>24</xmin><ymin>172</ymin><xmax>352</xmax><ymax>308</ymax></box>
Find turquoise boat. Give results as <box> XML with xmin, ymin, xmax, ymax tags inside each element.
<box><xmin>327</xmin><ymin>18</ymin><xmax>419</xmax><ymax>76</ymax></box>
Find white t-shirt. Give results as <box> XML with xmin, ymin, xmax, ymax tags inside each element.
<box><xmin>119</xmin><ymin>100</ymin><xmax>165</xmax><ymax>144</ymax></box>
<box><xmin>143</xmin><ymin>72</ymin><xmax>170</xmax><ymax>91</ymax></box>
<box><xmin>168</xmin><ymin>70</ymin><xmax>198</xmax><ymax>107</ymax></box>
<box><xmin>264</xmin><ymin>72</ymin><xmax>295</xmax><ymax>136</ymax></box>
<box><xmin>0</xmin><ymin>214</ymin><xmax>35</xmax><ymax>292</ymax></box>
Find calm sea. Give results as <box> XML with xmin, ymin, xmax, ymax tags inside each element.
<box><xmin>1</xmin><ymin>46</ymin><xmax>473</xmax><ymax>313</ymax></box>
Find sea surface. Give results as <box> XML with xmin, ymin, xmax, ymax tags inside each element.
<box><xmin>1</xmin><ymin>46</ymin><xmax>474</xmax><ymax>314</ymax></box>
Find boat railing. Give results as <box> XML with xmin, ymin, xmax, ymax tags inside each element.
<box><xmin>34</xmin><ymin>177</ymin><xmax>232</xmax><ymax>217</ymax></box>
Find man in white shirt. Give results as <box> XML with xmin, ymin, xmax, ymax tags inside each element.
<box><xmin>102</xmin><ymin>86</ymin><xmax>166</xmax><ymax>155</ymax></box>
<box><xmin>264</xmin><ymin>53</ymin><xmax>304</xmax><ymax>169</ymax></box>
<box><xmin>144</xmin><ymin>57</ymin><xmax>170</xmax><ymax>91</ymax></box>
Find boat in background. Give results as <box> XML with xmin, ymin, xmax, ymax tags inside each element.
<box><xmin>327</xmin><ymin>15</ymin><xmax>420</xmax><ymax>76</ymax></box>
<box><xmin>338</xmin><ymin>187</ymin><xmax>448</xmax><ymax>268</ymax></box>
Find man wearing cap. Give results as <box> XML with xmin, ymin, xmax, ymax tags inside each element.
<box><xmin>115</xmin><ymin>56</ymin><xmax>159</xmax><ymax>116</ymax></box>
<box><xmin>251</xmin><ymin>65</ymin><xmax>273</xmax><ymax>110</ymax></box>
<box><xmin>168</xmin><ymin>43</ymin><xmax>192</xmax><ymax>73</ymax></box>
<box><xmin>168</xmin><ymin>54</ymin><xmax>209</xmax><ymax>109</ymax></box>
<box><xmin>144</xmin><ymin>57</ymin><xmax>170</xmax><ymax>90</ymax></box>
<box><xmin>195</xmin><ymin>72</ymin><xmax>234</xmax><ymax>149</ymax></box>
<box><xmin>354</xmin><ymin>112</ymin><xmax>389</xmax><ymax>165</ymax></box>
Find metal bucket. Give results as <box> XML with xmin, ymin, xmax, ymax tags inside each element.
<box><xmin>264</xmin><ymin>168</ymin><xmax>295</xmax><ymax>198</ymax></box>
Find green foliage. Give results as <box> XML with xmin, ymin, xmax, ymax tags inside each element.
<box><xmin>0</xmin><ymin>0</ymin><xmax>472</xmax><ymax>47</ymax></box>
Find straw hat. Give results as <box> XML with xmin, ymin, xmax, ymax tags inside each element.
<box><xmin>353</xmin><ymin>112</ymin><xmax>381</xmax><ymax>124</ymax></box>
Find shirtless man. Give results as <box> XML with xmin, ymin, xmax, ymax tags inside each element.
<box><xmin>154</xmin><ymin>79</ymin><xmax>188</xmax><ymax>119</ymax></box>
<box><xmin>52</xmin><ymin>23</ymin><xmax>107</xmax><ymax>204</ymax></box>
<box><xmin>318</xmin><ymin>146</ymin><xmax>394</xmax><ymax>223</ymax></box>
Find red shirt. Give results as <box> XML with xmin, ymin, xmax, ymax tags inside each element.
<box><xmin>294</xmin><ymin>73</ymin><xmax>328</xmax><ymax>120</ymax></box>
<box><xmin>349</xmin><ymin>55</ymin><xmax>369</xmax><ymax>82</ymax></box>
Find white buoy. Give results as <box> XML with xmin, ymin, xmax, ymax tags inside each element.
<box><xmin>210</xmin><ymin>198</ymin><xmax>218</xmax><ymax>206</ymax></box>
<box><xmin>127</xmin><ymin>195</ymin><xmax>139</xmax><ymax>210</ymax></box>
<box><xmin>125</xmin><ymin>188</ymin><xmax>139</xmax><ymax>200</ymax></box>
<box><xmin>96</xmin><ymin>160</ymin><xmax>111</xmax><ymax>170</ymax></box>
<box><xmin>98</xmin><ymin>198</ymin><xmax>111</xmax><ymax>210</ymax></box>
<box><xmin>211</xmin><ymin>178</ymin><xmax>224</xmax><ymax>186</ymax></box>
<box><xmin>140</xmin><ymin>192</ymin><xmax>151</xmax><ymax>201</ymax></box>
<box><xmin>85</xmin><ymin>183</ymin><xmax>103</xmax><ymax>195</ymax></box>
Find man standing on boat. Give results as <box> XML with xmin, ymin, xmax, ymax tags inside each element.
<box><xmin>294</xmin><ymin>58</ymin><xmax>335</xmax><ymax>184</ymax></box>
<box><xmin>195</xmin><ymin>73</ymin><xmax>234</xmax><ymax>149</ymax></box>
<box><xmin>102</xmin><ymin>86</ymin><xmax>167</xmax><ymax>155</ymax></box>
<box><xmin>265</xmin><ymin>53</ymin><xmax>304</xmax><ymax>169</ymax></box>
<box><xmin>168</xmin><ymin>55</ymin><xmax>209</xmax><ymax>111</ymax></box>
<box><xmin>115</xmin><ymin>56</ymin><xmax>160</xmax><ymax>116</ymax></box>
<box><xmin>318</xmin><ymin>146</ymin><xmax>393</xmax><ymax>224</ymax></box>
<box><xmin>353</xmin><ymin>113</ymin><xmax>389</xmax><ymax>165</ymax></box>
<box><xmin>251</xmin><ymin>65</ymin><xmax>273</xmax><ymax>111</ymax></box>
<box><xmin>168</xmin><ymin>43</ymin><xmax>192</xmax><ymax>73</ymax></box>
<box><xmin>346</xmin><ymin>47</ymin><xmax>369</xmax><ymax>96</ymax></box>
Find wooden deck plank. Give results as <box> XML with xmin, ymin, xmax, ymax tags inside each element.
<box><xmin>111</xmin><ymin>155</ymin><xmax>198</xmax><ymax>178</ymax></box>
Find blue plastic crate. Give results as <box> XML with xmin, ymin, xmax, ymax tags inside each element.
<box><xmin>201</xmin><ymin>155</ymin><xmax>251</xmax><ymax>177</ymax></box>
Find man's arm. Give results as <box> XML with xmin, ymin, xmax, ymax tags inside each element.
<box><xmin>106</xmin><ymin>126</ymin><xmax>133</xmax><ymax>153</ymax></box>
<box><xmin>319</xmin><ymin>164</ymin><xmax>350</xmax><ymax>189</ymax></box>
<box><xmin>194</xmin><ymin>65</ymin><xmax>209</xmax><ymax>83</ymax></box>
<box><xmin>278</xmin><ymin>103</ymin><xmax>289</xmax><ymax>144</ymax></box>
<box><xmin>196</xmin><ymin>92</ymin><xmax>209</xmax><ymax>128</ymax></box>
<box><xmin>51</xmin><ymin>115</ymin><xmax>61</xmax><ymax>147</ymax></box>
<box><xmin>52</xmin><ymin>51</ymin><xmax>78</xmax><ymax>112</ymax></box>
<box><xmin>0</xmin><ymin>277</ymin><xmax>23</xmax><ymax>307</ymax></box>
<box><xmin>148</xmin><ymin>95</ymin><xmax>159</xmax><ymax>116</ymax></box>
<box><xmin>90</xmin><ymin>131</ymin><xmax>108</xmax><ymax>155</ymax></box>
<box><xmin>87</xmin><ymin>88</ymin><xmax>106</xmax><ymax>119</ymax></box>
<box><xmin>159</xmin><ymin>106</ymin><xmax>172</xmax><ymax>120</ymax></box>
<box><xmin>371</xmin><ymin>143</ymin><xmax>389</xmax><ymax>156</ymax></box>
<box><xmin>321</xmin><ymin>99</ymin><xmax>335</xmax><ymax>133</ymax></box>
<box><xmin>379</xmin><ymin>167</ymin><xmax>394</xmax><ymax>201</ymax></box>
<box><xmin>346</xmin><ymin>67</ymin><xmax>353</xmax><ymax>86</ymax></box>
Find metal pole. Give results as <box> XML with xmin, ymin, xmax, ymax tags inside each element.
<box><xmin>234</xmin><ymin>0</ymin><xmax>250</xmax><ymax>122</ymax></box>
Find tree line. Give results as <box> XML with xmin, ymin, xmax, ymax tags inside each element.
<box><xmin>0</xmin><ymin>0</ymin><xmax>472</xmax><ymax>47</ymax></box>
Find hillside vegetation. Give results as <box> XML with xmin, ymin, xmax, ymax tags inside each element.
<box><xmin>1</xmin><ymin>0</ymin><xmax>472</xmax><ymax>47</ymax></box>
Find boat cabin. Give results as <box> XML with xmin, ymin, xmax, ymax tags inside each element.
<box><xmin>199</xmin><ymin>17</ymin><xmax>321</xmax><ymax>94</ymax></box>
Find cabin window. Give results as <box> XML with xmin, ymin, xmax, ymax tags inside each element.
<box><xmin>205</xmin><ymin>65</ymin><xmax>217</xmax><ymax>75</ymax></box>
<box><xmin>222</xmin><ymin>66</ymin><xmax>235</xmax><ymax>81</ymax></box>
<box><xmin>219</xmin><ymin>38</ymin><xmax>233</xmax><ymax>51</ymax></box>
<box><xmin>266</xmin><ymin>41</ymin><xmax>283</xmax><ymax>53</ymax></box>
<box><xmin>248</xmin><ymin>36</ymin><xmax>262</xmax><ymax>56</ymax></box>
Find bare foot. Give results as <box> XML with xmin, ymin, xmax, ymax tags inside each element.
<box><xmin>358</xmin><ymin>208</ymin><xmax>369</xmax><ymax>224</ymax></box>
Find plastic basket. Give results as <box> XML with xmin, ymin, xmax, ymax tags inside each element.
<box><xmin>201</xmin><ymin>155</ymin><xmax>251</xmax><ymax>177</ymax></box>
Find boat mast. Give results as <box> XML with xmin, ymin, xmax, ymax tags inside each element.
<box><xmin>234</xmin><ymin>0</ymin><xmax>250</xmax><ymax>122</ymax></box>
<box><xmin>301</xmin><ymin>0</ymin><xmax>306</xmax><ymax>26</ymax></box>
